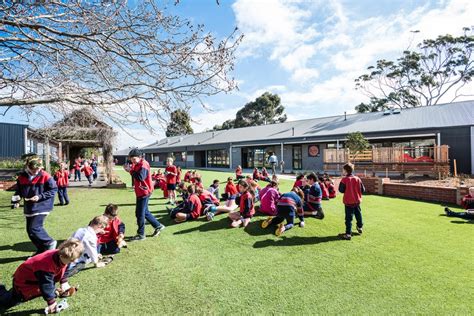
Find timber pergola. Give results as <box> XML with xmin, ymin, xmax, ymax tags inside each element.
<box><xmin>37</xmin><ymin>110</ymin><xmax>116</xmax><ymax>184</ymax></box>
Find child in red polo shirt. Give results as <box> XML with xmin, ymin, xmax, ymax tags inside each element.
<box><xmin>98</xmin><ymin>204</ymin><xmax>126</xmax><ymax>254</ymax></box>
<box><xmin>235</xmin><ymin>165</ymin><xmax>244</xmax><ymax>180</ymax></box>
<box><xmin>54</xmin><ymin>162</ymin><xmax>70</xmax><ymax>206</ymax></box>
<box><xmin>338</xmin><ymin>163</ymin><xmax>365</xmax><ymax>240</ymax></box>
<box><xmin>165</xmin><ymin>158</ymin><xmax>178</xmax><ymax>205</ymax></box>
<box><xmin>228</xmin><ymin>180</ymin><xmax>255</xmax><ymax>228</ymax></box>
<box><xmin>0</xmin><ymin>239</ymin><xmax>83</xmax><ymax>313</ymax></box>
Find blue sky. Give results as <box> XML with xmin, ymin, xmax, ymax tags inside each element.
<box><xmin>2</xmin><ymin>0</ymin><xmax>473</xmax><ymax>150</ymax></box>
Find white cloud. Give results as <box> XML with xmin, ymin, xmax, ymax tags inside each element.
<box><xmin>115</xmin><ymin>127</ymin><xmax>163</xmax><ymax>151</ymax></box>
<box><xmin>191</xmin><ymin>106</ymin><xmax>240</xmax><ymax>132</ymax></box>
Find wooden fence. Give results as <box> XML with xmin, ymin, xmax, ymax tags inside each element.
<box><xmin>324</xmin><ymin>145</ymin><xmax>449</xmax><ymax>164</ymax></box>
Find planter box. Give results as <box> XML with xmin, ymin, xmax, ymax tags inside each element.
<box><xmin>106</xmin><ymin>183</ymin><xmax>127</xmax><ymax>189</ymax></box>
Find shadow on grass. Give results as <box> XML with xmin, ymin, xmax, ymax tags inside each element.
<box><xmin>0</xmin><ymin>242</ymin><xmax>36</xmax><ymax>253</ymax></box>
<box><xmin>450</xmin><ymin>220</ymin><xmax>474</xmax><ymax>224</ymax></box>
<box><xmin>3</xmin><ymin>308</ymin><xmax>45</xmax><ymax>315</ymax></box>
<box><xmin>173</xmin><ymin>217</ymin><xmax>229</xmax><ymax>235</ymax></box>
<box><xmin>244</xmin><ymin>219</ymin><xmax>276</xmax><ymax>236</ymax></box>
<box><xmin>0</xmin><ymin>255</ymin><xmax>30</xmax><ymax>265</ymax></box>
<box><xmin>253</xmin><ymin>235</ymin><xmax>341</xmax><ymax>248</ymax></box>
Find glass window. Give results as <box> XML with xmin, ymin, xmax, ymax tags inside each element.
<box><xmin>206</xmin><ymin>149</ymin><xmax>229</xmax><ymax>168</ymax></box>
<box><xmin>292</xmin><ymin>146</ymin><xmax>302</xmax><ymax>170</ymax></box>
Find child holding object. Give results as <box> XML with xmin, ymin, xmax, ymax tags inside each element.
<box><xmin>228</xmin><ymin>180</ymin><xmax>255</xmax><ymax>228</ymax></box>
<box><xmin>97</xmin><ymin>204</ymin><xmax>126</xmax><ymax>254</ymax></box>
<box><xmin>54</xmin><ymin>162</ymin><xmax>70</xmax><ymax>206</ymax></box>
<box><xmin>0</xmin><ymin>239</ymin><xmax>84</xmax><ymax>313</ymax></box>
<box><xmin>15</xmin><ymin>156</ymin><xmax>58</xmax><ymax>255</ymax></box>
<box><xmin>61</xmin><ymin>216</ymin><xmax>109</xmax><ymax>281</ymax></box>
<box><xmin>261</xmin><ymin>187</ymin><xmax>305</xmax><ymax>236</ymax></box>
<box><xmin>338</xmin><ymin>163</ymin><xmax>365</xmax><ymax>240</ymax></box>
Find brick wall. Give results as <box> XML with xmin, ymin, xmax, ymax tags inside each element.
<box><xmin>383</xmin><ymin>183</ymin><xmax>457</xmax><ymax>204</ymax></box>
<box><xmin>0</xmin><ymin>181</ymin><xmax>16</xmax><ymax>191</ymax></box>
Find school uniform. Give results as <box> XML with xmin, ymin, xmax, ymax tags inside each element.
<box><xmin>199</xmin><ymin>190</ymin><xmax>220</xmax><ymax>208</ymax></box>
<box><xmin>239</xmin><ymin>191</ymin><xmax>255</xmax><ymax>219</ymax></box>
<box><xmin>184</xmin><ymin>171</ymin><xmax>192</xmax><ymax>182</ymax></box>
<box><xmin>130</xmin><ymin>159</ymin><xmax>162</xmax><ymax>237</ymax></box>
<box><xmin>445</xmin><ymin>194</ymin><xmax>474</xmax><ymax>219</ymax></box>
<box><xmin>73</xmin><ymin>161</ymin><xmax>81</xmax><ymax>181</ymax></box>
<box><xmin>0</xmin><ymin>250</ymin><xmax>67</xmax><ymax>309</ymax></box>
<box><xmin>339</xmin><ymin>174</ymin><xmax>365</xmax><ymax>235</ymax></box>
<box><xmin>170</xmin><ymin>194</ymin><xmax>202</xmax><ymax>220</ymax></box>
<box><xmin>320</xmin><ymin>181</ymin><xmax>330</xmax><ymax>200</ymax></box>
<box><xmin>165</xmin><ymin>165</ymin><xmax>177</xmax><ymax>190</ymax></box>
<box><xmin>269</xmin><ymin>192</ymin><xmax>303</xmax><ymax>231</ymax></box>
<box><xmin>303</xmin><ymin>183</ymin><xmax>323</xmax><ymax>218</ymax></box>
<box><xmin>91</xmin><ymin>160</ymin><xmax>98</xmax><ymax>180</ymax></box>
<box><xmin>208</xmin><ymin>185</ymin><xmax>220</xmax><ymax>200</ymax></box>
<box><xmin>235</xmin><ymin>168</ymin><xmax>244</xmax><ymax>180</ymax></box>
<box><xmin>15</xmin><ymin>170</ymin><xmax>58</xmax><ymax>254</ymax></box>
<box><xmin>54</xmin><ymin>170</ymin><xmax>69</xmax><ymax>205</ymax></box>
<box><xmin>97</xmin><ymin>217</ymin><xmax>125</xmax><ymax>254</ymax></box>
<box><xmin>82</xmin><ymin>166</ymin><xmax>94</xmax><ymax>185</ymax></box>
<box><xmin>325</xmin><ymin>181</ymin><xmax>337</xmax><ymax>199</ymax></box>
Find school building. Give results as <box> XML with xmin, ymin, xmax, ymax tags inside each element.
<box><xmin>138</xmin><ymin>100</ymin><xmax>473</xmax><ymax>176</ymax></box>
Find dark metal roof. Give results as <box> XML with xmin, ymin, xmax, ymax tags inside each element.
<box><xmin>142</xmin><ymin>100</ymin><xmax>474</xmax><ymax>151</ymax></box>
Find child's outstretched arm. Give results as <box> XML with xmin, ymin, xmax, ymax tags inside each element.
<box><xmin>34</xmin><ymin>270</ymin><xmax>58</xmax><ymax>311</ymax></box>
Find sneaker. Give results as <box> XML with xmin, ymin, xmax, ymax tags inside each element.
<box><xmin>339</xmin><ymin>233</ymin><xmax>351</xmax><ymax>240</ymax></box>
<box><xmin>444</xmin><ymin>207</ymin><xmax>453</xmax><ymax>216</ymax></box>
<box><xmin>206</xmin><ymin>212</ymin><xmax>215</xmax><ymax>221</ymax></box>
<box><xmin>357</xmin><ymin>227</ymin><xmax>363</xmax><ymax>234</ymax></box>
<box><xmin>151</xmin><ymin>225</ymin><xmax>165</xmax><ymax>237</ymax></box>
<box><xmin>275</xmin><ymin>224</ymin><xmax>286</xmax><ymax>236</ymax></box>
<box><xmin>299</xmin><ymin>221</ymin><xmax>305</xmax><ymax>228</ymax></box>
<box><xmin>315</xmin><ymin>210</ymin><xmax>325</xmax><ymax>220</ymax></box>
<box><xmin>45</xmin><ymin>240</ymin><xmax>57</xmax><ymax>251</ymax></box>
<box><xmin>130</xmin><ymin>235</ymin><xmax>146</xmax><ymax>241</ymax></box>
<box><xmin>261</xmin><ymin>216</ymin><xmax>273</xmax><ymax>229</ymax></box>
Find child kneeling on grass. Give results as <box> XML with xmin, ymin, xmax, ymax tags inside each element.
<box><xmin>169</xmin><ymin>185</ymin><xmax>202</xmax><ymax>223</ymax></box>
<box><xmin>338</xmin><ymin>163</ymin><xmax>365</xmax><ymax>240</ymax></box>
<box><xmin>0</xmin><ymin>239</ymin><xmax>84</xmax><ymax>313</ymax></box>
<box><xmin>261</xmin><ymin>187</ymin><xmax>305</xmax><ymax>236</ymax></box>
<box><xmin>445</xmin><ymin>186</ymin><xmax>474</xmax><ymax>220</ymax></box>
<box><xmin>228</xmin><ymin>180</ymin><xmax>255</xmax><ymax>228</ymax></box>
<box><xmin>61</xmin><ymin>215</ymin><xmax>109</xmax><ymax>282</ymax></box>
<box><xmin>302</xmin><ymin>173</ymin><xmax>325</xmax><ymax>219</ymax></box>
<box><xmin>98</xmin><ymin>204</ymin><xmax>126</xmax><ymax>254</ymax></box>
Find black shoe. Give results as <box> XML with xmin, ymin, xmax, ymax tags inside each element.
<box><xmin>444</xmin><ymin>207</ymin><xmax>452</xmax><ymax>216</ymax></box>
<box><xmin>151</xmin><ymin>225</ymin><xmax>165</xmax><ymax>237</ymax></box>
<box><xmin>130</xmin><ymin>235</ymin><xmax>146</xmax><ymax>241</ymax></box>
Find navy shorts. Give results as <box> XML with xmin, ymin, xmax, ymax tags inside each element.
<box><xmin>167</xmin><ymin>183</ymin><xmax>176</xmax><ymax>190</ymax></box>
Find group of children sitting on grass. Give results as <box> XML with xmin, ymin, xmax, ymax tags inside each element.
<box><xmin>161</xmin><ymin>163</ymin><xmax>364</xmax><ymax>239</ymax></box>
<box><xmin>0</xmin><ymin>203</ymin><xmax>127</xmax><ymax>313</ymax></box>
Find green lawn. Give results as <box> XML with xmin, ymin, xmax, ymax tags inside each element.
<box><xmin>0</xmin><ymin>169</ymin><xmax>473</xmax><ymax>315</ymax></box>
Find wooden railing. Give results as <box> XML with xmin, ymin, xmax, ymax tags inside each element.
<box><xmin>324</xmin><ymin>145</ymin><xmax>449</xmax><ymax>164</ymax></box>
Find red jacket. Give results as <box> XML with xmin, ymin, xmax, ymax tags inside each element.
<box><xmin>225</xmin><ymin>182</ymin><xmax>238</xmax><ymax>196</ymax></box>
<box><xmin>184</xmin><ymin>171</ymin><xmax>191</xmax><ymax>182</ymax></box>
<box><xmin>239</xmin><ymin>191</ymin><xmax>255</xmax><ymax>218</ymax></box>
<box><xmin>82</xmin><ymin>166</ymin><xmax>93</xmax><ymax>177</ymax></box>
<box><xmin>165</xmin><ymin>165</ymin><xmax>177</xmax><ymax>184</ymax></box>
<box><xmin>199</xmin><ymin>190</ymin><xmax>220</xmax><ymax>206</ymax></box>
<box><xmin>236</xmin><ymin>168</ymin><xmax>242</xmax><ymax>177</ymax></box>
<box><xmin>325</xmin><ymin>181</ymin><xmax>336</xmax><ymax>199</ymax></box>
<box><xmin>461</xmin><ymin>194</ymin><xmax>474</xmax><ymax>209</ymax></box>
<box><xmin>73</xmin><ymin>161</ymin><xmax>81</xmax><ymax>171</ymax></box>
<box><xmin>293</xmin><ymin>179</ymin><xmax>303</xmax><ymax>188</ymax></box>
<box><xmin>130</xmin><ymin>159</ymin><xmax>154</xmax><ymax>198</ymax></box>
<box><xmin>339</xmin><ymin>174</ymin><xmax>365</xmax><ymax>206</ymax></box>
<box><xmin>13</xmin><ymin>250</ymin><xmax>67</xmax><ymax>302</ymax></box>
<box><xmin>188</xmin><ymin>194</ymin><xmax>203</xmax><ymax>219</ymax></box>
<box><xmin>253</xmin><ymin>170</ymin><xmax>261</xmax><ymax>180</ymax></box>
<box><xmin>54</xmin><ymin>170</ymin><xmax>69</xmax><ymax>187</ymax></box>
<box><xmin>98</xmin><ymin>217</ymin><xmax>125</xmax><ymax>244</ymax></box>
<box><xmin>176</xmin><ymin>169</ymin><xmax>181</xmax><ymax>183</ymax></box>
<box><xmin>320</xmin><ymin>181</ymin><xmax>329</xmax><ymax>199</ymax></box>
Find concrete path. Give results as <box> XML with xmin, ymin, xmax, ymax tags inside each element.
<box><xmin>68</xmin><ymin>166</ymin><xmax>108</xmax><ymax>188</ymax></box>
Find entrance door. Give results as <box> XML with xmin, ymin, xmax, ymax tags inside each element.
<box><xmin>194</xmin><ymin>151</ymin><xmax>206</xmax><ymax>168</ymax></box>
<box><xmin>292</xmin><ymin>146</ymin><xmax>302</xmax><ymax>170</ymax></box>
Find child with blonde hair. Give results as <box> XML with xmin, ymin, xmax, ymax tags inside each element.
<box><xmin>0</xmin><ymin>239</ymin><xmax>84</xmax><ymax>313</ymax></box>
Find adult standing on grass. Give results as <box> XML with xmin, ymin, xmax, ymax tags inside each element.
<box><xmin>15</xmin><ymin>156</ymin><xmax>58</xmax><ymax>255</ymax></box>
<box><xmin>267</xmin><ymin>152</ymin><xmax>278</xmax><ymax>175</ymax></box>
<box><xmin>124</xmin><ymin>149</ymin><xmax>165</xmax><ymax>241</ymax></box>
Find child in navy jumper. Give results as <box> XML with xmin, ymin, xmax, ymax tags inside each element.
<box><xmin>54</xmin><ymin>162</ymin><xmax>70</xmax><ymax>206</ymax></box>
<box><xmin>261</xmin><ymin>187</ymin><xmax>305</xmax><ymax>236</ymax></box>
<box><xmin>169</xmin><ymin>185</ymin><xmax>202</xmax><ymax>223</ymax></box>
<box><xmin>338</xmin><ymin>163</ymin><xmax>365</xmax><ymax>240</ymax></box>
<box><xmin>15</xmin><ymin>157</ymin><xmax>58</xmax><ymax>255</ymax></box>
<box><xmin>0</xmin><ymin>239</ymin><xmax>83</xmax><ymax>313</ymax></box>
<box><xmin>228</xmin><ymin>180</ymin><xmax>255</xmax><ymax>228</ymax></box>
<box><xmin>302</xmin><ymin>173</ymin><xmax>324</xmax><ymax>219</ymax></box>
